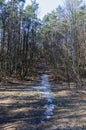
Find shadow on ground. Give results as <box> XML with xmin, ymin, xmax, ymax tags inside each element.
<box><xmin>0</xmin><ymin>80</ymin><xmax>86</xmax><ymax>130</ymax></box>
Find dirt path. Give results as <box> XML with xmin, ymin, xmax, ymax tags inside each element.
<box><xmin>0</xmin><ymin>75</ymin><xmax>86</xmax><ymax>130</ymax></box>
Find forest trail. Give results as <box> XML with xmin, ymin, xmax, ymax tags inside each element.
<box><xmin>0</xmin><ymin>0</ymin><xmax>86</xmax><ymax>129</ymax></box>
<box><xmin>0</xmin><ymin>68</ymin><xmax>86</xmax><ymax>130</ymax></box>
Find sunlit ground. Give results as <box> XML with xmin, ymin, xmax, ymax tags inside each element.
<box><xmin>0</xmin><ymin>79</ymin><xmax>86</xmax><ymax>130</ymax></box>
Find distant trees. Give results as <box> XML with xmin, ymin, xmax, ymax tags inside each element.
<box><xmin>39</xmin><ymin>0</ymin><xmax>86</xmax><ymax>84</ymax></box>
<box><xmin>0</xmin><ymin>0</ymin><xmax>86</xmax><ymax>84</ymax></box>
<box><xmin>0</xmin><ymin>0</ymin><xmax>40</xmax><ymax>78</ymax></box>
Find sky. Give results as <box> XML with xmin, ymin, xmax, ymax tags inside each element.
<box><xmin>25</xmin><ymin>0</ymin><xmax>62</xmax><ymax>19</ymax></box>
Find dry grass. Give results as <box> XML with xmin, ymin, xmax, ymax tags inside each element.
<box><xmin>0</xmin><ymin>80</ymin><xmax>86</xmax><ymax>130</ymax></box>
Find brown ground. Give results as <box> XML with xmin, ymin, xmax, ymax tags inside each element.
<box><xmin>0</xmin><ymin>77</ymin><xmax>86</xmax><ymax>130</ymax></box>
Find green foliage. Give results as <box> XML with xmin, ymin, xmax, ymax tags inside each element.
<box><xmin>0</xmin><ymin>0</ymin><xmax>86</xmax><ymax>83</ymax></box>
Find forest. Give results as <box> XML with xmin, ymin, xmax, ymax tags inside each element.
<box><xmin>0</xmin><ymin>0</ymin><xmax>86</xmax><ymax>84</ymax></box>
<box><xmin>0</xmin><ymin>0</ymin><xmax>86</xmax><ymax>129</ymax></box>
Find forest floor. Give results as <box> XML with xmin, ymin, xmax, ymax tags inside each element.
<box><xmin>0</xmin><ymin>63</ymin><xmax>86</xmax><ymax>130</ymax></box>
